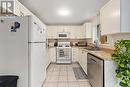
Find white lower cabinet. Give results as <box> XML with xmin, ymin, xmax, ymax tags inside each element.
<box><xmin>79</xmin><ymin>48</ymin><xmax>88</xmax><ymax>75</ymax></box>
<box><xmin>72</xmin><ymin>47</ymin><xmax>79</xmax><ymax>62</ymax></box>
<box><xmin>48</xmin><ymin>47</ymin><xmax>56</xmax><ymax>63</ymax></box>
<box><xmin>104</xmin><ymin>61</ymin><xmax>117</xmax><ymax>87</ymax></box>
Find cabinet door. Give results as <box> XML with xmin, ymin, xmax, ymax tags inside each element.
<box><xmin>83</xmin><ymin>23</ymin><xmax>92</xmax><ymax>38</ymax></box>
<box><xmin>48</xmin><ymin>48</ymin><xmax>56</xmax><ymax>62</ymax></box>
<box><xmin>121</xmin><ymin>0</ymin><xmax>130</xmax><ymax>33</ymax></box>
<box><xmin>19</xmin><ymin>2</ymin><xmax>31</xmax><ymax>16</ymax></box>
<box><xmin>100</xmin><ymin>0</ymin><xmax>120</xmax><ymax>35</ymax></box>
<box><xmin>78</xmin><ymin>49</ymin><xmax>82</xmax><ymax>66</ymax></box>
<box><xmin>13</xmin><ymin>0</ymin><xmax>31</xmax><ymax>16</ymax></box>
<box><xmin>82</xmin><ymin>51</ymin><xmax>88</xmax><ymax>74</ymax></box>
<box><xmin>78</xmin><ymin>49</ymin><xmax>88</xmax><ymax>75</ymax></box>
<box><xmin>14</xmin><ymin>0</ymin><xmax>21</xmax><ymax>16</ymax></box>
<box><xmin>79</xmin><ymin>49</ymin><xmax>84</xmax><ymax>69</ymax></box>
<box><xmin>72</xmin><ymin>48</ymin><xmax>79</xmax><ymax>62</ymax></box>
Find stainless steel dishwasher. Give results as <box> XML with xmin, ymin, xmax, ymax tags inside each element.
<box><xmin>87</xmin><ymin>53</ymin><xmax>104</xmax><ymax>87</ymax></box>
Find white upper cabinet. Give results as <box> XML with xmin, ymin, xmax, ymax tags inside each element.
<box><xmin>47</xmin><ymin>25</ymin><xmax>84</xmax><ymax>39</ymax></box>
<box><xmin>100</xmin><ymin>0</ymin><xmax>130</xmax><ymax>35</ymax></box>
<box><xmin>14</xmin><ymin>0</ymin><xmax>47</xmax><ymax>33</ymax></box>
<box><xmin>83</xmin><ymin>23</ymin><xmax>92</xmax><ymax>38</ymax></box>
<box><xmin>18</xmin><ymin>2</ymin><xmax>31</xmax><ymax>16</ymax></box>
<box><xmin>121</xmin><ymin>0</ymin><xmax>130</xmax><ymax>33</ymax></box>
<box><xmin>14</xmin><ymin>0</ymin><xmax>31</xmax><ymax>16</ymax></box>
<box><xmin>13</xmin><ymin>0</ymin><xmax>21</xmax><ymax>16</ymax></box>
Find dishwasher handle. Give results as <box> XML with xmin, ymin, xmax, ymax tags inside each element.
<box><xmin>91</xmin><ymin>58</ymin><xmax>97</xmax><ymax>63</ymax></box>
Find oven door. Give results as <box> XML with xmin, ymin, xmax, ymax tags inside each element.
<box><xmin>56</xmin><ymin>47</ymin><xmax>72</xmax><ymax>63</ymax></box>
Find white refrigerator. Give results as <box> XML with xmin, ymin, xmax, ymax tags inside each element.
<box><xmin>0</xmin><ymin>16</ymin><xmax>47</xmax><ymax>87</ymax></box>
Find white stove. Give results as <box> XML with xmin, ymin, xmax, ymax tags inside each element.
<box><xmin>56</xmin><ymin>42</ymin><xmax>72</xmax><ymax>64</ymax></box>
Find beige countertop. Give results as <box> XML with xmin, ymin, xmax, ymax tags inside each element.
<box><xmin>79</xmin><ymin>47</ymin><xmax>113</xmax><ymax>61</ymax></box>
<box><xmin>48</xmin><ymin>46</ymin><xmax>113</xmax><ymax>61</ymax></box>
<box><xmin>86</xmin><ymin>50</ymin><xmax>112</xmax><ymax>61</ymax></box>
<box><xmin>71</xmin><ymin>46</ymin><xmax>113</xmax><ymax>61</ymax></box>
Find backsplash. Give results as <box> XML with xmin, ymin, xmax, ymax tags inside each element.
<box><xmin>100</xmin><ymin>33</ymin><xmax>130</xmax><ymax>49</ymax></box>
<box><xmin>111</xmin><ymin>33</ymin><xmax>130</xmax><ymax>43</ymax></box>
<box><xmin>48</xmin><ymin>38</ymin><xmax>92</xmax><ymax>47</ymax></box>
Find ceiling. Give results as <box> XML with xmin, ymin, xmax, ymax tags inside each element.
<box><xmin>19</xmin><ymin>0</ymin><xmax>110</xmax><ymax>25</ymax></box>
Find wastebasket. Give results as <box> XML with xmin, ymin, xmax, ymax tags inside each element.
<box><xmin>0</xmin><ymin>75</ymin><xmax>19</xmax><ymax>87</ymax></box>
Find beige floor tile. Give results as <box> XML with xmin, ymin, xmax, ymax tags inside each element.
<box><xmin>58</xmin><ymin>82</ymin><xmax>68</xmax><ymax>87</ymax></box>
<box><xmin>59</xmin><ymin>71</ymin><xmax>67</xmax><ymax>76</ymax></box>
<box><xmin>53</xmin><ymin>67</ymin><xmax>60</xmax><ymax>72</ymax></box>
<box><xmin>44</xmin><ymin>63</ymin><xmax>91</xmax><ymax>87</ymax></box>
<box><xmin>66</xmin><ymin>65</ymin><xmax>73</xmax><ymax>69</ymax></box>
<box><xmin>68</xmin><ymin>71</ymin><xmax>75</xmax><ymax>76</ymax></box>
<box><xmin>47</xmin><ymin>66</ymin><xmax>54</xmax><ymax>72</ymax></box>
<box><xmin>43</xmin><ymin>82</ymin><xmax>58</xmax><ymax>87</ymax></box>
<box><xmin>45</xmin><ymin>76</ymin><xmax>59</xmax><ymax>82</ymax></box>
<box><xmin>77</xmin><ymin>79</ymin><xmax>89</xmax><ymax>82</ymax></box>
<box><xmin>72</xmin><ymin>63</ymin><xmax>80</xmax><ymax>67</ymax></box>
<box><xmin>67</xmin><ymin>67</ymin><xmax>73</xmax><ymax>72</ymax></box>
<box><xmin>68</xmin><ymin>82</ymin><xmax>80</xmax><ymax>87</ymax></box>
<box><xmin>58</xmin><ymin>76</ymin><xmax>68</xmax><ymax>82</ymax></box>
<box><xmin>78</xmin><ymin>81</ymin><xmax>91</xmax><ymax>87</ymax></box>
<box><xmin>60</xmin><ymin>67</ymin><xmax>67</xmax><ymax>72</ymax></box>
<box><xmin>67</xmin><ymin>76</ymin><xmax>77</xmax><ymax>82</ymax></box>
<box><xmin>51</xmin><ymin>71</ymin><xmax>60</xmax><ymax>76</ymax></box>
<box><xmin>47</xmin><ymin>71</ymin><xmax>59</xmax><ymax>76</ymax></box>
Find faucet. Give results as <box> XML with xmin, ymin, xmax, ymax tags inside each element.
<box><xmin>93</xmin><ymin>40</ymin><xmax>100</xmax><ymax>50</ymax></box>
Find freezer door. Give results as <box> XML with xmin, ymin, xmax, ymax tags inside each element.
<box><xmin>0</xmin><ymin>16</ymin><xmax>29</xmax><ymax>87</ymax></box>
<box><xmin>29</xmin><ymin>43</ymin><xmax>46</xmax><ymax>87</ymax></box>
<box><xmin>29</xmin><ymin>19</ymin><xmax>46</xmax><ymax>42</ymax></box>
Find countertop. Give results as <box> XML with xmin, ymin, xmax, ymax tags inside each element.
<box><xmin>86</xmin><ymin>50</ymin><xmax>112</xmax><ymax>61</ymax></box>
<box><xmin>48</xmin><ymin>46</ymin><xmax>113</xmax><ymax>61</ymax></box>
<box><xmin>82</xmin><ymin>48</ymin><xmax>113</xmax><ymax>61</ymax></box>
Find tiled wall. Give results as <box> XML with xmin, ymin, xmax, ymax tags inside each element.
<box><xmin>100</xmin><ymin>33</ymin><xmax>130</xmax><ymax>49</ymax></box>
<box><xmin>111</xmin><ymin>33</ymin><xmax>130</xmax><ymax>43</ymax></box>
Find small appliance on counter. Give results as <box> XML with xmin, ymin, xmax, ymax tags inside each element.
<box><xmin>54</xmin><ymin>42</ymin><xmax>58</xmax><ymax>47</ymax></box>
<box><xmin>77</xmin><ymin>41</ymin><xmax>87</xmax><ymax>47</ymax></box>
<box><xmin>56</xmin><ymin>42</ymin><xmax>72</xmax><ymax>64</ymax></box>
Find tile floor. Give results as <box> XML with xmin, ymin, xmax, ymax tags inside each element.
<box><xmin>43</xmin><ymin>63</ymin><xmax>91</xmax><ymax>87</ymax></box>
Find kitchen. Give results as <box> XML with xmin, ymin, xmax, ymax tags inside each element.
<box><xmin>0</xmin><ymin>0</ymin><xmax>130</xmax><ymax>87</ymax></box>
